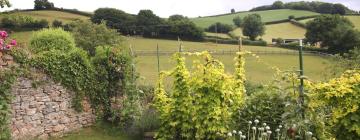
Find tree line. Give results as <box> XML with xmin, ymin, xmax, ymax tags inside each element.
<box><xmin>251</xmin><ymin>1</ymin><xmax>355</xmax><ymax>15</ymax></box>
<box><xmin>91</xmin><ymin>8</ymin><xmax>204</xmax><ymax>40</ymax></box>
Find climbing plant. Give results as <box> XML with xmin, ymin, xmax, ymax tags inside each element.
<box><xmin>153</xmin><ymin>51</ymin><xmax>245</xmax><ymax>140</ymax></box>
<box><xmin>308</xmin><ymin>70</ymin><xmax>360</xmax><ymax>139</ymax></box>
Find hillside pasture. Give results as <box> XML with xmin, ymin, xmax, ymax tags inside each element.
<box><xmin>298</xmin><ymin>16</ymin><xmax>360</xmax><ymax>30</ymax></box>
<box><xmin>126</xmin><ymin>37</ymin><xmax>331</xmax><ymax>85</ymax></box>
<box><xmin>190</xmin><ymin>9</ymin><xmax>319</xmax><ymax>28</ymax></box>
<box><xmin>0</xmin><ymin>10</ymin><xmax>90</xmax><ymax>23</ymax></box>
<box><xmin>230</xmin><ymin>22</ymin><xmax>306</xmax><ymax>43</ymax></box>
<box><xmin>205</xmin><ymin>32</ymin><xmax>231</xmax><ymax>39</ymax></box>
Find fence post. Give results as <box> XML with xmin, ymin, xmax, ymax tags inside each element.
<box><xmin>157</xmin><ymin>44</ymin><xmax>160</xmax><ymax>76</ymax></box>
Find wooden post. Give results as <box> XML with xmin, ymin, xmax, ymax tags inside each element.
<box><xmin>238</xmin><ymin>36</ymin><xmax>242</xmax><ymax>52</ymax></box>
<box><xmin>157</xmin><ymin>44</ymin><xmax>160</xmax><ymax>76</ymax></box>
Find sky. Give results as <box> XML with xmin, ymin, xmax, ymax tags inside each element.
<box><xmin>1</xmin><ymin>0</ymin><xmax>359</xmax><ymax>18</ymax></box>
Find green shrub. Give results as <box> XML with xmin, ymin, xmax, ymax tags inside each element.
<box><xmin>30</xmin><ymin>28</ymin><xmax>76</xmax><ymax>53</ymax></box>
<box><xmin>52</xmin><ymin>20</ymin><xmax>63</xmax><ymax>28</ymax></box>
<box><xmin>0</xmin><ymin>15</ymin><xmax>49</xmax><ymax>29</ymax></box>
<box><xmin>31</xmin><ymin>49</ymin><xmax>95</xmax><ymax>111</ymax></box>
<box><xmin>237</xmin><ymin>86</ymin><xmax>286</xmax><ymax>135</ymax></box>
<box><xmin>67</xmin><ymin>20</ymin><xmax>123</xmax><ymax>56</ymax></box>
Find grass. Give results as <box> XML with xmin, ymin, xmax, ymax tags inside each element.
<box><xmin>126</xmin><ymin>37</ymin><xmax>331</xmax><ymax>86</ymax></box>
<box><xmin>230</xmin><ymin>22</ymin><xmax>306</xmax><ymax>43</ymax></box>
<box><xmin>346</xmin><ymin>16</ymin><xmax>360</xmax><ymax>30</ymax></box>
<box><xmin>191</xmin><ymin>9</ymin><xmax>319</xmax><ymax>28</ymax></box>
<box><xmin>205</xmin><ymin>32</ymin><xmax>231</xmax><ymax>39</ymax></box>
<box><xmin>0</xmin><ymin>10</ymin><xmax>90</xmax><ymax>23</ymax></box>
<box><xmin>49</xmin><ymin>123</ymin><xmax>137</xmax><ymax>140</ymax></box>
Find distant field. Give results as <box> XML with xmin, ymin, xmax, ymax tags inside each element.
<box><xmin>0</xmin><ymin>10</ymin><xmax>90</xmax><ymax>23</ymax></box>
<box><xmin>230</xmin><ymin>22</ymin><xmax>306</xmax><ymax>43</ymax></box>
<box><xmin>346</xmin><ymin>16</ymin><xmax>360</xmax><ymax>30</ymax></box>
<box><xmin>126</xmin><ymin>37</ymin><xmax>331</xmax><ymax>85</ymax></box>
<box><xmin>191</xmin><ymin>9</ymin><xmax>319</xmax><ymax>28</ymax></box>
<box><xmin>205</xmin><ymin>32</ymin><xmax>231</xmax><ymax>39</ymax></box>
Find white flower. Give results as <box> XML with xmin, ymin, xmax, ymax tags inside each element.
<box><xmin>241</xmin><ymin>135</ymin><xmax>246</xmax><ymax>139</ymax></box>
<box><xmin>275</xmin><ymin>129</ymin><xmax>280</xmax><ymax>132</ymax></box>
<box><xmin>266</xmin><ymin>126</ymin><xmax>270</xmax><ymax>130</ymax></box>
<box><xmin>279</xmin><ymin>125</ymin><xmax>283</xmax><ymax>128</ymax></box>
<box><xmin>258</xmin><ymin>127</ymin><xmax>264</xmax><ymax>131</ymax></box>
<box><xmin>254</xmin><ymin>119</ymin><xmax>259</xmax><ymax>124</ymax></box>
<box><xmin>252</xmin><ymin>127</ymin><xmax>256</xmax><ymax>130</ymax></box>
<box><xmin>233</xmin><ymin>130</ymin><xmax>237</xmax><ymax>134</ymax></box>
<box><xmin>248</xmin><ymin>121</ymin><xmax>252</xmax><ymax>124</ymax></box>
<box><xmin>238</xmin><ymin>131</ymin><xmax>242</xmax><ymax>135</ymax></box>
<box><xmin>267</xmin><ymin>131</ymin><xmax>272</xmax><ymax>134</ymax></box>
<box><xmin>227</xmin><ymin>132</ymin><xmax>232</xmax><ymax>137</ymax></box>
<box><xmin>306</xmin><ymin>132</ymin><xmax>313</xmax><ymax>136</ymax></box>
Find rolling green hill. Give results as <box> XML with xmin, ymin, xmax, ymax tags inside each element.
<box><xmin>190</xmin><ymin>9</ymin><xmax>320</xmax><ymax>28</ymax></box>
<box><xmin>0</xmin><ymin>10</ymin><xmax>90</xmax><ymax>23</ymax></box>
<box><xmin>230</xmin><ymin>22</ymin><xmax>306</xmax><ymax>43</ymax></box>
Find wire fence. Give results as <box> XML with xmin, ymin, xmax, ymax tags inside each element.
<box><xmin>133</xmin><ymin>49</ymin><xmax>333</xmax><ymax>57</ymax></box>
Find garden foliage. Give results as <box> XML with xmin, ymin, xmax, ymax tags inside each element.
<box><xmin>154</xmin><ymin>51</ymin><xmax>245</xmax><ymax>139</ymax></box>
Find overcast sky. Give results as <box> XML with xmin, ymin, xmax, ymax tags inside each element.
<box><xmin>1</xmin><ymin>0</ymin><xmax>359</xmax><ymax>17</ymax></box>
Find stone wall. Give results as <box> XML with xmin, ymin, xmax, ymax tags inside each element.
<box><xmin>10</xmin><ymin>76</ymin><xmax>95</xmax><ymax>140</ymax></box>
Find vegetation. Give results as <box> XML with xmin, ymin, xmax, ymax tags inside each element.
<box><xmin>0</xmin><ymin>15</ymin><xmax>49</xmax><ymax>30</ymax></box>
<box><xmin>306</xmin><ymin>15</ymin><xmax>360</xmax><ymax>54</ymax></box>
<box><xmin>206</xmin><ymin>22</ymin><xmax>234</xmax><ymax>33</ymax></box>
<box><xmin>251</xmin><ymin>1</ymin><xmax>352</xmax><ymax>15</ymax></box>
<box><xmin>242</xmin><ymin>14</ymin><xmax>265</xmax><ymax>40</ymax></box>
<box><xmin>34</xmin><ymin>0</ymin><xmax>54</xmax><ymax>10</ymax></box>
<box><xmin>154</xmin><ymin>52</ymin><xmax>245</xmax><ymax>139</ymax></box>
<box><xmin>233</xmin><ymin>16</ymin><xmax>242</xmax><ymax>27</ymax></box>
<box><xmin>0</xmin><ymin>10</ymin><xmax>90</xmax><ymax>23</ymax></box>
<box><xmin>65</xmin><ymin>20</ymin><xmax>123</xmax><ymax>56</ymax></box>
<box><xmin>91</xmin><ymin>8</ymin><xmax>135</xmax><ymax>35</ymax></box>
<box><xmin>0</xmin><ymin>0</ymin><xmax>10</xmax><ymax>8</ymax></box>
<box><xmin>52</xmin><ymin>20</ymin><xmax>63</xmax><ymax>28</ymax></box>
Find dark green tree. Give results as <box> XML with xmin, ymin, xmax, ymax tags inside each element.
<box><xmin>206</xmin><ymin>22</ymin><xmax>234</xmax><ymax>33</ymax></box>
<box><xmin>272</xmin><ymin>1</ymin><xmax>284</xmax><ymax>9</ymax></box>
<box><xmin>34</xmin><ymin>0</ymin><xmax>54</xmax><ymax>10</ymax></box>
<box><xmin>0</xmin><ymin>0</ymin><xmax>10</xmax><ymax>8</ymax></box>
<box><xmin>136</xmin><ymin>10</ymin><xmax>164</xmax><ymax>36</ymax></box>
<box><xmin>233</xmin><ymin>16</ymin><xmax>242</xmax><ymax>27</ymax></box>
<box><xmin>332</xmin><ymin>3</ymin><xmax>347</xmax><ymax>15</ymax></box>
<box><xmin>317</xmin><ymin>3</ymin><xmax>333</xmax><ymax>14</ymax></box>
<box><xmin>231</xmin><ymin>8</ymin><xmax>235</xmax><ymax>13</ymax></box>
<box><xmin>166</xmin><ymin>15</ymin><xmax>204</xmax><ymax>40</ymax></box>
<box><xmin>242</xmin><ymin>14</ymin><xmax>265</xmax><ymax>40</ymax></box>
<box><xmin>306</xmin><ymin>15</ymin><xmax>360</xmax><ymax>54</ymax></box>
<box><xmin>91</xmin><ymin>8</ymin><xmax>135</xmax><ymax>35</ymax></box>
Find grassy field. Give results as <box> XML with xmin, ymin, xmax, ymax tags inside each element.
<box><xmin>126</xmin><ymin>38</ymin><xmax>331</xmax><ymax>85</ymax></box>
<box><xmin>190</xmin><ymin>9</ymin><xmax>319</xmax><ymax>28</ymax></box>
<box><xmin>205</xmin><ymin>32</ymin><xmax>231</xmax><ymax>39</ymax></box>
<box><xmin>229</xmin><ymin>22</ymin><xmax>306</xmax><ymax>43</ymax></box>
<box><xmin>0</xmin><ymin>10</ymin><xmax>90</xmax><ymax>23</ymax></box>
<box><xmin>346</xmin><ymin>16</ymin><xmax>360</xmax><ymax>30</ymax></box>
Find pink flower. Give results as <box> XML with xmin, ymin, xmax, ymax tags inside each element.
<box><xmin>0</xmin><ymin>39</ymin><xmax>3</xmax><ymax>46</ymax></box>
<box><xmin>5</xmin><ymin>44</ymin><xmax>12</xmax><ymax>50</ymax></box>
<box><xmin>10</xmin><ymin>39</ymin><xmax>17</xmax><ymax>46</ymax></box>
<box><xmin>0</xmin><ymin>31</ymin><xmax>8</xmax><ymax>39</ymax></box>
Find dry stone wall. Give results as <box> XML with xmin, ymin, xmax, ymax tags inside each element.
<box><xmin>10</xmin><ymin>76</ymin><xmax>95</xmax><ymax>140</ymax></box>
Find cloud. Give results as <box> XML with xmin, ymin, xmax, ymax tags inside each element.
<box><xmin>1</xmin><ymin>0</ymin><xmax>359</xmax><ymax>17</ymax></box>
